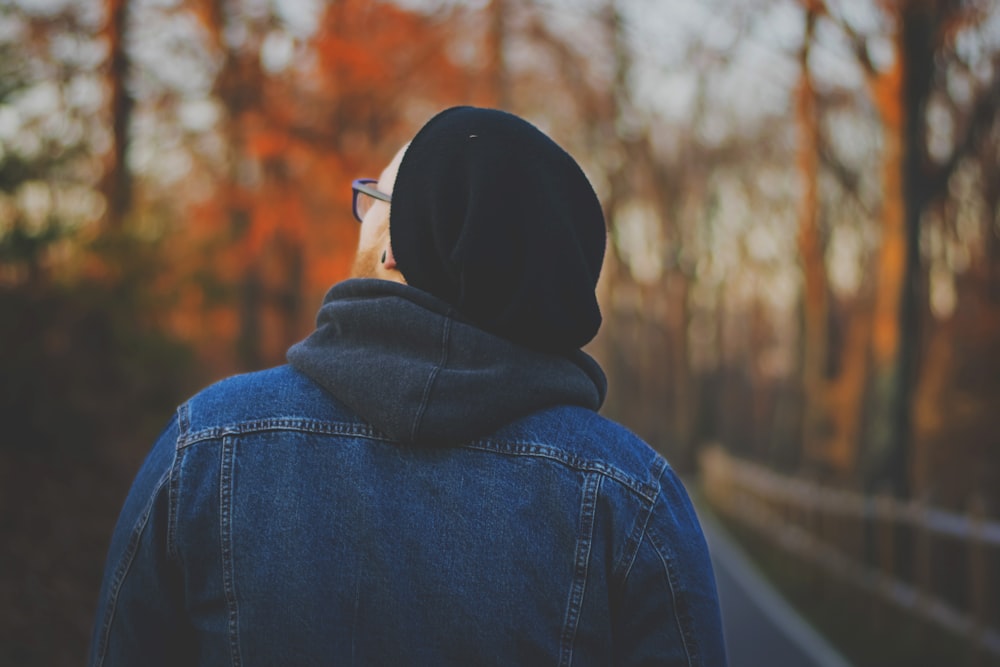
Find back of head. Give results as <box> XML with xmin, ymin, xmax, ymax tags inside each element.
<box><xmin>390</xmin><ymin>106</ymin><xmax>607</xmax><ymax>353</ymax></box>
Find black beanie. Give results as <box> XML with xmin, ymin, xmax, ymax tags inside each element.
<box><xmin>390</xmin><ymin>106</ymin><xmax>606</xmax><ymax>353</ymax></box>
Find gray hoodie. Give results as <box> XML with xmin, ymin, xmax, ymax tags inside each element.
<box><xmin>287</xmin><ymin>279</ymin><xmax>606</xmax><ymax>446</ymax></box>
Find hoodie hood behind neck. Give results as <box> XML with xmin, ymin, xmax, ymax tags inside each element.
<box><xmin>287</xmin><ymin>279</ymin><xmax>606</xmax><ymax>446</ymax></box>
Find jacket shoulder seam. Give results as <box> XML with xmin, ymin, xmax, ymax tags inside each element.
<box><xmin>177</xmin><ymin>418</ymin><xmax>388</xmax><ymax>449</ymax></box>
<box><xmin>464</xmin><ymin>439</ymin><xmax>660</xmax><ymax>502</ymax></box>
<box><xmin>614</xmin><ymin>455</ymin><xmax>668</xmax><ymax>593</ymax></box>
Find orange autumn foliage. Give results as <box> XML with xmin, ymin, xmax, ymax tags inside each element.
<box><xmin>155</xmin><ymin>0</ymin><xmax>474</xmax><ymax>370</ymax></box>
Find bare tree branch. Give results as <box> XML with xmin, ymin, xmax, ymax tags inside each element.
<box><xmin>925</xmin><ymin>54</ymin><xmax>1000</xmax><ymax>201</ymax></box>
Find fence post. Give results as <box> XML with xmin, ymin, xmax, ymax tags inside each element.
<box><xmin>914</xmin><ymin>495</ymin><xmax>933</xmax><ymax>656</ymax></box>
<box><xmin>811</xmin><ymin>485</ymin><xmax>825</xmax><ymax>598</ymax></box>
<box><xmin>875</xmin><ymin>493</ymin><xmax>896</xmax><ymax>629</ymax></box>
<box><xmin>967</xmin><ymin>494</ymin><xmax>987</xmax><ymax>667</ymax></box>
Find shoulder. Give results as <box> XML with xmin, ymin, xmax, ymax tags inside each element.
<box><xmin>482</xmin><ymin>405</ymin><xmax>670</xmax><ymax>501</ymax></box>
<box><xmin>180</xmin><ymin>364</ymin><xmax>362</xmax><ymax>437</ymax></box>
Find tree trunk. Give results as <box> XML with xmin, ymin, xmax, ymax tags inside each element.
<box><xmin>982</xmin><ymin>136</ymin><xmax>1000</xmax><ymax>303</ymax></box>
<box><xmin>827</xmin><ymin>299</ymin><xmax>870</xmax><ymax>480</ymax></box>
<box><xmin>102</xmin><ymin>0</ymin><xmax>133</xmax><ymax>230</ymax></box>
<box><xmin>796</xmin><ymin>4</ymin><xmax>833</xmax><ymax>473</ymax></box>
<box><xmin>863</xmin><ymin>6</ymin><xmax>934</xmax><ymax>496</ymax></box>
<box><xmin>487</xmin><ymin>0</ymin><xmax>511</xmax><ymax>108</ymax></box>
<box><xmin>238</xmin><ymin>263</ymin><xmax>263</xmax><ymax>369</ymax></box>
<box><xmin>204</xmin><ymin>0</ymin><xmax>266</xmax><ymax>370</ymax></box>
<box><xmin>280</xmin><ymin>236</ymin><xmax>305</xmax><ymax>358</ymax></box>
<box><xmin>669</xmin><ymin>270</ymin><xmax>696</xmax><ymax>470</ymax></box>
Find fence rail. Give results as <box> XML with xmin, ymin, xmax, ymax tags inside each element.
<box><xmin>700</xmin><ymin>445</ymin><xmax>1000</xmax><ymax>662</ymax></box>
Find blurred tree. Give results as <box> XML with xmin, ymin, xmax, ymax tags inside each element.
<box><xmin>101</xmin><ymin>0</ymin><xmax>133</xmax><ymax>231</ymax></box>
<box><xmin>846</xmin><ymin>0</ymin><xmax>996</xmax><ymax>495</ymax></box>
<box><xmin>796</xmin><ymin>1</ymin><xmax>833</xmax><ymax>473</ymax></box>
<box><xmin>192</xmin><ymin>0</ymin><xmax>271</xmax><ymax>369</ymax></box>
<box><xmin>488</xmin><ymin>0</ymin><xmax>512</xmax><ymax>108</ymax></box>
<box><xmin>181</xmin><ymin>0</ymin><xmax>470</xmax><ymax>369</ymax></box>
<box><xmin>0</xmin><ymin>0</ymin><xmax>197</xmax><ymax>456</ymax></box>
<box><xmin>795</xmin><ymin>0</ymin><xmax>1000</xmax><ymax>496</ymax></box>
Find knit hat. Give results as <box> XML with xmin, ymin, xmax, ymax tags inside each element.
<box><xmin>390</xmin><ymin>106</ymin><xmax>606</xmax><ymax>353</ymax></box>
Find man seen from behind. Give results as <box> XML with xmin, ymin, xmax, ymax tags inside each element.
<box><xmin>89</xmin><ymin>106</ymin><xmax>727</xmax><ymax>666</ymax></box>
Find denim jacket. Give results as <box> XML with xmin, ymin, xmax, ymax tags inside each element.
<box><xmin>90</xmin><ymin>280</ymin><xmax>726</xmax><ymax>666</ymax></box>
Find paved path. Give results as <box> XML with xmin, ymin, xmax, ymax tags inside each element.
<box><xmin>698</xmin><ymin>511</ymin><xmax>854</xmax><ymax>667</ymax></box>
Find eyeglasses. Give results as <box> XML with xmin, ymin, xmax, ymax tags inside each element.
<box><xmin>352</xmin><ymin>178</ymin><xmax>392</xmax><ymax>223</ymax></box>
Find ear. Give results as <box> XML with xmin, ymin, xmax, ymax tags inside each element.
<box><xmin>383</xmin><ymin>243</ymin><xmax>398</xmax><ymax>270</ymax></box>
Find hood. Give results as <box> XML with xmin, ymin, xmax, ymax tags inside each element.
<box><xmin>287</xmin><ymin>279</ymin><xmax>606</xmax><ymax>446</ymax></box>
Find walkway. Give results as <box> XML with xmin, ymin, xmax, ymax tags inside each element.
<box><xmin>698</xmin><ymin>511</ymin><xmax>855</xmax><ymax>667</ymax></box>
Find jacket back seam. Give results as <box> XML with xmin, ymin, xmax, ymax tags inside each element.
<box><xmin>645</xmin><ymin>528</ymin><xmax>699</xmax><ymax>667</ymax></box>
<box><xmin>220</xmin><ymin>435</ymin><xmax>243</xmax><ymax>667</ymax></box>
<box><xmin>559</xmin><ymin>472</ymin><xmax>601</xmax><ymax>667</ymax></box>
<box><xmin>92</xmin><ymin>470</ymin><xmax>171</xmax><ymax>667</ymax></box>
<box><xmin>166</xmin><ymin>405</ymin><xmax>189</xmax><ymax>561</ymax></box>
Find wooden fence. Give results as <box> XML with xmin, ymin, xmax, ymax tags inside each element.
<box><xmin>700</xmin><ymin>445</ymin><xmax>1000</xmax><ymax>663</ymax></box>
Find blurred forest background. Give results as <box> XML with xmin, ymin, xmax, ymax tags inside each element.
<box><xmin>0</xmin><ymin>0</ymin><xmax>997</xmax><ymax>665</ymax></box>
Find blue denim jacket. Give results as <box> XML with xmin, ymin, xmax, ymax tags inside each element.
<box><xmin>90</xmin><ymin>280</ymin><xmax>726</xmax><ymax>666</ymax></box>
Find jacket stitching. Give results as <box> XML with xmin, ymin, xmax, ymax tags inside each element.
<box><xmin>178</xmin><ymin>419</ymin><xmax>389</xmax><ymax>449</ymax></box>
<box><xmin>465</xmin><ymin>440</ymin><xmax>659</xmax><ymax>503</ymax></box>
<box><xmin>614</xmin><ymin>456</ymin><xmax>668</xmax><ymax>617</ymax></box>
<box><xmin>177</xmin><ymin>401</ymin><xmax>191</xmax><ymax>434</ymax></box>
<box><xmin>179</xmin><ymin>417</ymin><xmax>661</xmax><ymax>504</ymax></box>
<box><xmin>559</xmin><ymin>472</ymin><xmax>601</xmax><ymax>667</ymax></box>
<box><xmin>166</xmin><ymin>434</ymin><xmax>181</xmax><ymax>561</ymax></box>
<box><xmin>645</xmin><ymin>528</ymin><xmax>699</xmax><ymax>667</ymax></box>
<box><xmin>616</xmin><ymin>488</ymin><xmax>656</xmax><ymax>585</ymax></box>
<box><xmin>93</xmin><ymin>470</ymin><xmax>171</xmax><ymax>667</ymax></box>
<box><xmin>220</xmin><ymin>436</ymin><xmax>243</xmax><ymax>667</ymax></box>
<box><xmin>167</xmin><ymin>405</ymin><xmax>189</xmax><ymax>561</ymax></box>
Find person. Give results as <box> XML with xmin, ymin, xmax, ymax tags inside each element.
<box><xmin>89</xmin><ymin>106</ymin><xmax>727</xmax><ymax>666</ymax></box>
